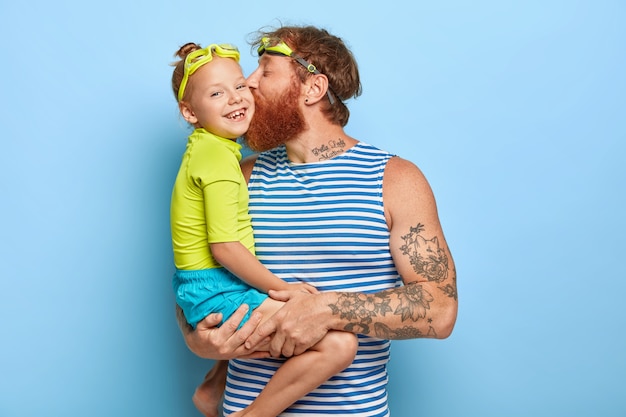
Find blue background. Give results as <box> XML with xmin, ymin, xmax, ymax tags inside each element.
<box><xmin>1</xmin><ymin>1</ymin><xmax>624</xmax><ymax>416</ymax></box>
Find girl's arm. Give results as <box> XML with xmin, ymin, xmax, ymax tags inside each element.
<box><xmin>210</xmin><ymin>241</ymin><xmax>301</xmax><ymax>293</ymax></box>
<box><xmin>205</xmin><ymin>173</ymin><xmax>315</xmax><ymax>294</ymax></box>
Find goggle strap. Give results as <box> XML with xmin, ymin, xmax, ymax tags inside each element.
<box><xmin>293</xmin><ymin>55</ymin><xmax>336</xmax><ymax>105</ymax></box>
<box><xmin>259</xmin><ymin>38</ymin><xmax>336</xmax><ymax>105</ymax></box>
<box><xmin>293</xmin><ymin>56</ymin><xmax>319</xmax><ymax>74</ymax></box>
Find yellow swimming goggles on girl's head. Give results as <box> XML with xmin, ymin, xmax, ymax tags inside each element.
<box><xmin>257</xmin><ymin>37</ymin><xmax>336</xmax><ymax>105</ymax></box>
<box><xmin>177</xmin><ymin>43</ymin><xmax>240</xmax><ymax>102</ymax></box>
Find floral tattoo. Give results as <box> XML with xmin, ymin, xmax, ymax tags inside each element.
<box><xmin>326</xmin><ymin>223</ymin><xmax>456</xmax><ymax>339</ymax></box>
<box><xmin>400</xmin><ymin>223</ymin><xmax>456</xmax><ymax>299</ymax></box>
<box><xmin>328</xmin><ymin>283</ymin><xmax>436</xmax><ymax>339</ymax></box>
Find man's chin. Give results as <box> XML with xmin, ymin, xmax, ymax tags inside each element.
<box><xmin>244</xmin><ymin>115</ymin><xmax>303</xmax><ymax>152</ymax></box>
<box><xmin>246</xmin><ymin>81</ymin><xmax>305</xmax><ymax>152</ymax></box>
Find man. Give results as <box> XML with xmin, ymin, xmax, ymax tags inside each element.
<box><xmin>178</xmin><ymin>25</ymin><xmax>458</xmax><ymax>416</ymax></box>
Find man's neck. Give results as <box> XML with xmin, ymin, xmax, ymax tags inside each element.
<box><xmin>285</xmin><ymin>126</ymin><xmax>358</xmax><ymax>164</ymax></box>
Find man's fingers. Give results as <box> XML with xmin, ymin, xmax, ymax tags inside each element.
<box><xmin>239</xmin><ymin>346</ymin><xmax>272</xmax><ymax>359</ymax></box>
<box><xmin>221</xmin><ymin>304</ymin><xmax>249</xmax><ymax>337</ymax></box>
<box><xmin>234</xmin><ymin>310</ymin><xmax>262</xmax><ymax>343</ymax></box>
<box><xmin>281</xmin><ymin>339</ymin><xmax>296</xmax><ymax>358</ymax></box>
<box><xmin>196</xmin><ymin>312</ymin><xmax>223</xmax><ymax>329</ymax></box>
<box><xmin>246</xmin><ymin>318</ymin><xmax>277</xmax><ymax>350</ymax></box>
<box><xmin>292</xmin><ymin>342</ymin><xmax>309</xmax><ymax>357</ymax></box>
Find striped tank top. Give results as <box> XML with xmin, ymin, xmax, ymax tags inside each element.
<box><xmin>223</xmin><ymin>142</ymin><xmax>402</xmax><ymax>416</ymax></box>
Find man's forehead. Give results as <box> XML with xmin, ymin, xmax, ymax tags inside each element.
<box><xmin>259</xmin><ymin>53</ymin><xmax>292</xmax><ymax>71</ymax></box>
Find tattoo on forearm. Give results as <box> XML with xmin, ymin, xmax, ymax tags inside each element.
<box><xmin>374</xmin><ymin>322</ymin><xmax>438</xmax><ymax>339</ymax></box>
<box><xmin>328</xmin><ymin>283</ymin><xmax>435</xmax><ymax>339</ymax></box>
<box><xmin>374</xmin><ymin>323</ymin><xmax>424</xmax><ymax>339</ymax></box>
<box><xmin>312</xmin><ymin>138</ymin><xmax>346</xmax><ymax>161</ymax></box>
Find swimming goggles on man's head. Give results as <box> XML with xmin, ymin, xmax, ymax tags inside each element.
<box><xmin>178</xmin><ymin>43</ymin><xmax>240</xmax><ymax>102</ymax></box>
<box><xmin>257</xmin><ymin>37</ymin><xmax>336</xmax><ymax>105</ymax></box>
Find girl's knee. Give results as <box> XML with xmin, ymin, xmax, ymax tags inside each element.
<box><xmin>325</xmin><ymin>331</ymin><xmax>358</xmax><ymax>367</ymax></box>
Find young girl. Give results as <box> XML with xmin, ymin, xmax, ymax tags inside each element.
<box><xmin>169</xmin><ymin>43</ymin><xmax>357</xmax><ymax>417</ymax></box>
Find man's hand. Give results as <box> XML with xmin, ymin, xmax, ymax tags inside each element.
<box><xmin>185</xmin><ymin>304</ymin><xmax>270</xmax><ymax>360</ymax></box>
<box><xmin>245</xmin><ymin>290</ymin><xmax>336</xmax><ymax>358</ymax></box>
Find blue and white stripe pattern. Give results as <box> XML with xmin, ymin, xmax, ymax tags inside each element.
<box><xmin>224</xmin><ymin>142</ymin><xmax>401</xmax><ymax>416</ymax></box>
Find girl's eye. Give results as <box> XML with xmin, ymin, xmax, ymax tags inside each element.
<box><xmin>210</xmin><ymin>91</ymin><xmax>222</xmax><ymax>98</ymax></box>
<box><xmin>236</xmin><ymin>84</ymin><xmax>248</xmax><ymax>90</ymax></box>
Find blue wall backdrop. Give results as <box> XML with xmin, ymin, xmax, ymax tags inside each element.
<box><xmin>1</xmin><ymin>1</ymin><xmax>624</xmax><ymax>416</ymax></box>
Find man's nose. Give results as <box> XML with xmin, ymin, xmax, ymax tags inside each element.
<box><xmin>246</xmin><ymin>68</ymin><xmax>260</xmax><ymax>89</ymax></box>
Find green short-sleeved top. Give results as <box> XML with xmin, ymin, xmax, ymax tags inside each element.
<box><xmin>170</xmin><ymin>128</ymin><xmax>255</xmax><ymax>270</ymax></box>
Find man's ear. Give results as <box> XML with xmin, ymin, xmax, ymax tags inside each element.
<box><xmin>304</xmin><ymin>74</ymin><xmax>330</xmax><ymax>105</ymax></box>
<box><xmin>179</xmin><ymin>102</ymin><xmax>198</xmax><ymax>124</ymax></box>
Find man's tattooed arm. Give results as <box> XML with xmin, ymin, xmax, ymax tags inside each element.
<box><xmin>400</xmin><ymin>223</ymin><xmax>458</xmax><ymax>301</ymax></box>
<box><xmin>327</xmin><ymin>223</ymin><xmax>457</xmax><ymax>340</ymax></box>
<box><xmin>328</xmin><ymin>283</ymin><xmax>437</xmax><ymax>339</ymax></box>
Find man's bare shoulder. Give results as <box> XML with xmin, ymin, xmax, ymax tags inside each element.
<box><xmin>384</xmin><ymin>155</ymin><xmax>429</xmax><ymax>186</ymax></box>
<box><xmin>383</xmin><ymin>156</ymin><xmax>436</xmax><ymax>225</ymax></box>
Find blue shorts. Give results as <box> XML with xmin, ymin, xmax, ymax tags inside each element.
<box><xmin>173</xmin><ymin>268</ymin><xmax>268</xmax><ymax>329</ymax></box>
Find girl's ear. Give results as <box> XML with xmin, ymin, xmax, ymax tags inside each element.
<box><xmin>179</xmin><ymin>102</ymin><xmax>198</xmax><ymax>124</ymax></box>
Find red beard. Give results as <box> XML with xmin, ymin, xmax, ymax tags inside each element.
<box><xmin>244</xmin><ymin>81</ymin><xmax>306</xmax><ymax>152</ymax></box>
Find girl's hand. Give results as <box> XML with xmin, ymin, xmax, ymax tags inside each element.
<box><xmin>285</xmin><ymin>282</ymin><xmax>318</xmax><ymax>294</ymax></box>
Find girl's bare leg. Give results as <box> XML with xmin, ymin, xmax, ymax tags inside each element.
<box><xmin>193</xmin><ymin>360</ymin><xmax>228</xmax><ymax>417</ymax></box>
<box><xmin>229</xmin><ymin>299</ymin><xmax>358</xmax><ymax>417</ymax></box>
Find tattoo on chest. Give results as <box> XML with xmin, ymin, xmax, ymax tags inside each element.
<box><xmin>312</xmin><ymin>138</ymin><xmax>346</xmax><ymax>161</ymax></box>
